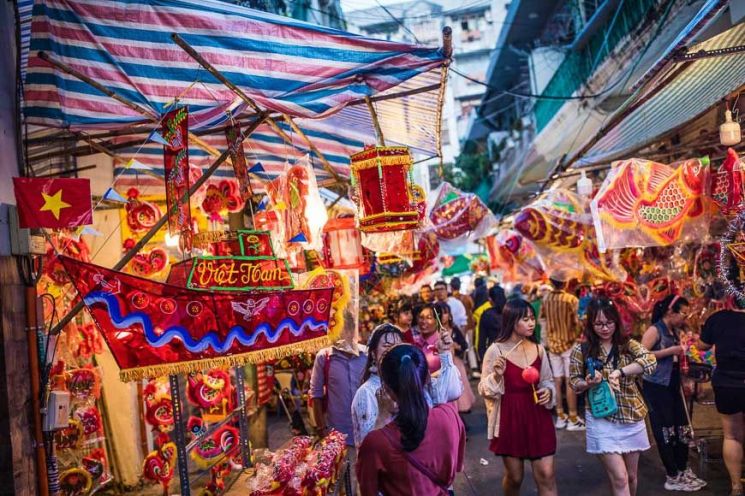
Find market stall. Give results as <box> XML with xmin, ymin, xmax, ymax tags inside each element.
<box><xmin>16</xmin><ymin>0</ymin><xmax>455</xmax><ymax>494</ymax></box>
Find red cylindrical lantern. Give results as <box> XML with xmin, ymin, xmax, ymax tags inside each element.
<box><xmin>350</xmin><ymin>146</ymin><xmax>419</xmax><ymax>233</ymax></box>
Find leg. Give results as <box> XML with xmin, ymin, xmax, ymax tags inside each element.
<box><xmin>721</xmin><ymin>412</ymin><xmax>744</xmax><ymax>494</ymax></box>
<box><xmin>643</xmin><ymin>383</ymin><xmax>680</xmax><ymax>478</ymax></box>
<box><xmin>531</xmin><ymin>456</ymin><xmax>558</xmax><ymax>496</ymax></box>
<box><xmin>501</xmin><ymin>456</ymin><xmax>525</xmax><ymax>496</ymax></box>
<box><xmin>597</xmin><ymin>453</ymin><xmax>631</xmax><ymax>496</ymax></box>
<box><xmin>622</xmin><ymin>451</ymin><xmax>641</xmax><ymax>496</ymax></box>
<box><xmin>553</xmin><ymin>376</ymin><xmax>565</xmax><ymax>416</ymax></box>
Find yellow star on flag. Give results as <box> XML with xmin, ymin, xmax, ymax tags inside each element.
<box><xmin>40</xmin><ymin>189</ymin><xmax>71</xmax><ymax>220</ymax></box>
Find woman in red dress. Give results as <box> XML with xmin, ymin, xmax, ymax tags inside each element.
<box><xmin>478</xmin><ymin>298</ymin><xmax>558</xmax><ymax>496</ymax></box>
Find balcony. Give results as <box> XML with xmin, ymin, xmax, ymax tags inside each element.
<box><xmin>533</xmin><ymin>0</ymin><xmax>659</xmax><ymax>132</ymax></box>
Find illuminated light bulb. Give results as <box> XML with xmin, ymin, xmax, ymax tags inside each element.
<box><xmin>720</xmin><ymin>109</ymin><xmax>742</xmax><ymax>146</ymax></box>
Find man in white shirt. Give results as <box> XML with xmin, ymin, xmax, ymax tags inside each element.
<box><xmin>434</xmin><ymin>280</ymin><xmax>467</xmax><ymax>329</ymax></box>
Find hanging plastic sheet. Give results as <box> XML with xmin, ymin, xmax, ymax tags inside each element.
<box><xmin>515</xmin><ymin>189</ymin><xmax>623</xmax><ymax>281</ymax></box>
<box><xmin>591</xmin><ymin>157</ymin><xmax>709</xmax><ymax>252</ymax></box>
<box><xmin>428</xmin><ymin>182</ymin><xmax>497</xmax><ymax>253</ymax></box>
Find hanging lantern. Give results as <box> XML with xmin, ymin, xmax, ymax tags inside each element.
<box><xmin>322</xmin><ymin>217</ymin><xmax>369</xmax><ymax>271</ymax></box>
<box><xmin>350</xmin><ymin>146</ymin><xmax>419</xmax><ymax>233</ymax></box>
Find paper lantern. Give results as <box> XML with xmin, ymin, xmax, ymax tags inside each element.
<box><xmin>322</xmin><ymin>217</ymin><xmax>368</xmax><ymax>270</ymax></box>
<box><xmin>350</xmin><ymin>146</ymin><xmax>419</xmax><ymax>233</ymax></box>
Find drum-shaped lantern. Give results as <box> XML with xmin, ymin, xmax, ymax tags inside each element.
<box><xmin>350</xmin><ymin>146</ymin><xmax>419</xmax><ymax>233</ymax></box>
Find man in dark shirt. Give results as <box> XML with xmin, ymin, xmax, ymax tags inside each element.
<box><xmin>477</xmin><ymin>285</ymin><xmax>507</xmax><ymax>361</ymax></box>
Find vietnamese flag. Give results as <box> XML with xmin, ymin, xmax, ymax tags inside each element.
<box><xmin>13</xmin><ymin>177</ymin><xmax>93</xmax><ymax>229</ymax></box>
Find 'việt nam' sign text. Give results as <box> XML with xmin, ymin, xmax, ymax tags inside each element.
<box><xmin>187</xmin><ymin>257</ymin><xmax>293</xmax><ymax>291</ymax></box>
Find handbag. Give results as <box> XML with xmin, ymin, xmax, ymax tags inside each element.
<box><xmin>585</xmin><ymin>346</ymin><xmax>619</xmax><ymax>419</ymax></box>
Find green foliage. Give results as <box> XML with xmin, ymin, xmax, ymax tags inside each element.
<box><xmin>443</xmin><ymin>140</ymin><xmax>491</xmax><ymax>193</ymax></box>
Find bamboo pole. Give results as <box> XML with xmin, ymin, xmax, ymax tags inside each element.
<box><xmin>170</xmin><ymin>33</ymin><xmax>347</xmax><ymax>185</ymax></box>
<box><xmin>365</xmin><ymin>96</ymin><xmax>385</xmax><ymax>147</ymax></box>
<box><xmin>37</xmin><ymin>51</ymin><xmax>247</xmax><ymax>167</ymax></box>
<box><xmin>49</xmin><ymin>114</ymin><xmax>268</xmax><ymax>335</ymax></box>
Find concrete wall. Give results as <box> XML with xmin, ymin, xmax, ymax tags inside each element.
<box><xmin>0</xmin><ymin>2</ymin><xmax>37</xmax><ymax>495</ymax></box>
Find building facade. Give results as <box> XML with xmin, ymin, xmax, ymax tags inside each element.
<box><xmin>346</xmin><ymin>0</ymin><xmax>507</xmax><ymax>167</ymax></box>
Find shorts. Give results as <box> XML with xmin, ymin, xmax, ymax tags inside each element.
<box><xmin>713</xmin><ymin>385</ymin><xmax>745</xmax><ymax>415</ymax></box>
<box><xmin>548</xmin><ymin>348</ymin><xmax>572</xmax><ymax>378</ymax></box>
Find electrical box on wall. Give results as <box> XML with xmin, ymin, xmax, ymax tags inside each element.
<box><xmin>3</xmin><ymin>203</ymin><xmax>46</xmax><ymax>256</ymax></box>
<box><xmin>43</xmin><ymin>390</ymin><xmax>71</xmax><ymax>431</ymax></box>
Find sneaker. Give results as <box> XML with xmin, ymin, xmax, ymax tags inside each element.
<box><xmin>680</xmin><ymin>468</ymin><xmax>706</xmax><ymax>488</ymax></box>
<box><xmin>554</xmin><ymin>415</ymin><xmax>568</xmax><ymax>429</ymax></box>
<box><xmin>566</xmin><ymin>417</ymin><xmax>586</xmax><ymax>431</ymax></box>
<box><xmin>664</xmin><ymin>474</ymin><xmax>702</xmax><ymax>492</ymax></box>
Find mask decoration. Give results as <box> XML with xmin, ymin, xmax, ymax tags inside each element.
<box><xmin>201</xmin><ymin>180</ymin><xmax>243</xmax><ymax>222</ymax></box>
<box><xmin>186</xmin><ymin>369</ymin><xmax>234</xmax><ymax>411</ymax></box>
<box><xmin>66</xmin><ymin>366</ymin><xmax>101</xmax><ymax>400</ymax></box>
<box><xmin>75</xmin><ymin>406</ymin><xmax>103</xmax><ymax>437</ymax></box>
<box><xmin>59</xmin><ymin>468</ymin><xmax>93</xmax><ymax>496</ymax></box>
<box><xmin>143</xmin><ymin>436</ymin><xmax>177</xmax><ymax>494</ymax></box>
<box><xmin>55</xmin><ymin>418</ymin><xmax>84</xmax><ymax>450</ymax></box>
<box><xmin>143</xmin><ymin>380</ymin><xmax>174</xmax><ymax>433</ymax></box>
<box><xmin>191</xmin><ymin>424</ymin><xmax>240</xmax><ymax>469</ymax></box>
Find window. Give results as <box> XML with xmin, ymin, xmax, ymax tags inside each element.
<box><xmin>461</xmin><ymin>20</ymin><xmax>469</xmax><ymax>31</ymax></box>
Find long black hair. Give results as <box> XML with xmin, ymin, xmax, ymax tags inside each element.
<box><xmin>362</xmin><ymin>324</ymin><xmax>403</xmax><ymax>384</ymax></box>
<box><xmin>380</xmin><ymin>344</ymin><xmax>430</xmax><ymax>452</ymax></box>
<box><xmin>651</xmin><ymin>294</ymin><xmax>689</xmax><ymax>324</ymax></box>
<box><xmin>496</xmin><ymin>298</ymin><xmax>538</xmax><ymax>343</ymax></box>
<box><xmin>583</xmin><ymin>297</ymin><xmax>629</xmax><ymax>362</ymax></box>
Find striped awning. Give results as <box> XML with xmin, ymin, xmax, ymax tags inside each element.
<box><xmin>23</xmin><ymin>0</ymin><xmax>446</xmax><ymax>128</ymax></box>
<box><xmin>21</xmin><ymin>0</ymin><xmax>447</xmax><ymax>185</ymax></box>
<box><xmin>576</xmin><ymin>20</ymin><xmax>745</xmax><ymax>167</ymax></box>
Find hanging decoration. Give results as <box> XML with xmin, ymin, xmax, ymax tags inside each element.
<box><xmin>718</xmin><ymin>209</ymin><xmax>745</xmax><ymax>302</ymax></box>
<box><xmin>266</xmin><ymin>156</ymin><xmax>328</xmax><ymax>251</ymax></box>
<box><xmin>143</xmin><ymin>437</ymin><xmax>177</xmax><ymax>495</ymax></box>
<box><xmin>143</xmin><ymin>379</ymin><xmax>175</xmax><ymax>433</ymax></box>
<box><xmin>428</xmin><ymin>182</ymin><xmax>495</xmax><ymax>243</ymax></box>
<box><xmin>186</xmin><ymin>368</ymin><xmax>235</xmax><ymax>414</ymax></box>
<box><xmin>59</xmin><ymin>467</ymin><xmax>93</xmax><ymax>496</ymax></box>
<box><xmin>708</xmin><ymin>148</ymin><xmax>744</xmax><ymax>215</ymax></box>
<box><xmin>515</xmin><ymin>189</ymin><xmax>621</xmax><ymax>280</ymax></box>
<box><xmin>225</xmin><ymin>122</ymin><xmax>253</xmax><ymax>201</ymax></box>
<box><xmin>201</xmin><ymin>180</ymin><xmax>243</xmax><ymax>222</ymax></box>
<box><xmin>161</xmin><ymin>106</ymin><xmax>193</xmax><ymax>251</ymax></box>
<box><xmin>591</xmin><ymin>157</ymin><xmax>708</xmax><ymax>251</ymax></box>
<box><xmin>123</xmin><ymin>241</ymin><xmax>169</xmax><ymax>278</ymax></box>
<box><xmin>322</xmin><ymin>217</ymin><xmax>368</xmax><ymax>271</ymax></box>
<box><xmin>60</xmin><ymin>255</ymin><xmax>334</xmax><ymax>381</ymax></box>
<box><xmin>490</xmin><ymin>230</ymin><xmax>545</xmax><ymax>280</ymax></box>
<box><xmin>125</xmin><ymin>188</ymin><xmax>162</xmax><ymax>233</ymax></box>
<box><xmin>350</xmin><ymin>146</ymin><xmax>419</xmax><ymax>233</ymax></box>
<box><xmin>302</xmin><ymin>267</ymin><xmax>352</xmax><ymax>344</ymax></box>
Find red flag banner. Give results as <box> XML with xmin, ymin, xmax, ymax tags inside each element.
<box><xmin>162</xmin><ymin>106</ymin><xmax>192</xmax><ymax>244</ymax></box>
<box><xmin>13</xmin><ymin>177</ymin><xmax>93</xmax><ymax>229</ymax></box>
<box><xmin>225</xmin><ymin>123</ymin><xmax>252</xmax><ymax>201</ymax></box>
<box><xmin>59</xmin><ymin>256</ymin><xmax>334</xmax><ymax>381</ymax></box>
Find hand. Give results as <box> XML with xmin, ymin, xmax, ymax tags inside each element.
<box><xmin>585</xmin><ymin>370</ymin><xmax>602</xmax><ymax>387</ymax></box>
<box><xmin>608</xmin><ymin>370</ymin><xmax>622</xmax><ymax>392</ymax></box>
<box><xmin>376</xmin><ymin>388</ymin><xmax>398</xmax><ymax>417</ymax></box>
<box><xmin>493</xmin><ymin>356</ymin><xmax>506</xmax><ymax>377</ymax></box>
<box><xmin>668</xmin><ymin>345</ymin><xmax>684</xmax><ymax>356</ymax></box>
<box><xmin>437</xmin><ymin>328</ymin><xmax>453</xmax><ymax>353</ymax></box>
<box><xmin>536</xmin><ymin>387</ymin><xmax>552</xmax><ymax>406</ymax></box>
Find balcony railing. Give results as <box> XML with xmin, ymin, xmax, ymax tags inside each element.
<box><xmin>533</xmin><ymin>0</ymin><xmax>660</xmax><ymax>132</ymax></box>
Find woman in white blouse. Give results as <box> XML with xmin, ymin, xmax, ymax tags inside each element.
<box><xmin>351</xmin><ymin>322</ymin><xmax>463</xmax><ymax>448</ymax></box>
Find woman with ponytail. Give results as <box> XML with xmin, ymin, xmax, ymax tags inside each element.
<box><xmin>356</xmin><ymin>344</ymin><xmax>466</xmax><ymax>496</ymax></box>
<box><xmin>641</xmin><ymin>295</ymin><xmax>706</xmax><ymax>491</ymax></box>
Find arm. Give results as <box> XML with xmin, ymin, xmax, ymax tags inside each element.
<box><xmin>698</xmin><ymin>315</ymin><xmax>715</xmax><ymax>351</ymax></box>
<box><xmin>568</xmin><ymin>344</ymin><xmax>588</xmax><ymax>393</ymax></box>
<box><xmin>430</xmin><ymin>352</ymin><xmax>463</xmax><ymax>404</ymax></box>
<box><xmin>477</xmin><ymin>345</ymin><xmax>504</xmax><ymax>399</ymax></box>
<box><xmin>608</xmin><ymin>340</ymin><xmax>656</xmax><ymax>389</ymax></box>
<box><xmin>641</xmin><ymin>325</ymin><xmax>681</xmax><ymax>359</ymax></box>
<box><xmin>351</xmin><ymin>385</ymin><xmax>379</xmax><ymax>449</ymax></box>
<box><xmin>309</xmin><ymin>352</ymin><xmax>327</xmax><ymax>433</ymax></box>
<box><xmin>537</xmin><ymin>346</ymin><xmax>556</xmax><ymax>409</ymax></box>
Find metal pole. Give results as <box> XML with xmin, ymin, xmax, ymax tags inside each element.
<box><xmin>168</xmin><ymin>375</ymin><xmax>190</xmax><ymax>494</ymax></box>
<box><xmin>49</xmin><ymin>114</ymin><xmax>268</xmax><ymax>335</ymax></box>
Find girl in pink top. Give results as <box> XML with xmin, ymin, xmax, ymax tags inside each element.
<box><xmin>356</xmin><ymin>344</ymin><xmax>466</xmax><ymax>496</ymax></box>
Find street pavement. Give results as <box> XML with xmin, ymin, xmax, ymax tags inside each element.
<box><xmin>451</xmin><ymin>378</ymin><xmax>732</xmax><ymax>496</ymax></box>
<box><xmin>250</xmin><ymin>378</ymin><xmax>734</xmax><ymax>496</ymax></box>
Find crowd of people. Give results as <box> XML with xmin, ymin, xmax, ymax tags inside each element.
<box><xmin>307</xmin><ymin>273</ymin><xmax>745</xmax><ymax>496</ymax></box>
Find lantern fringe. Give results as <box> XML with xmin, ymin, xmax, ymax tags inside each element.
<box><xmin>118</xmin><ymin>336</ymin><xmax>331</xmax><ymax>382</ymax></box>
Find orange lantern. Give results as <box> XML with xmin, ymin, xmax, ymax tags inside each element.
<box><xmin>322</xmin><ymin>217</ymin><xmax>368</xmax><ymax>271</ymax></box>
<box><xmin>350</xmin><ymin>146</ymin><xmax>419</xmax><ymax>233</ymax></box>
